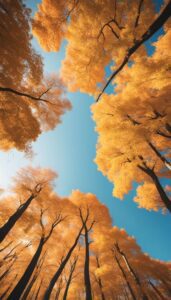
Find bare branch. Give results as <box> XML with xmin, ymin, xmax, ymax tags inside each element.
<box><xmin>134</xmin><ymin>0</ymin><xmax>144</xmax><ymax>29</ymax></box>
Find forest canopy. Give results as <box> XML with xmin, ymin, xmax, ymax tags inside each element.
<box><xmin>0</xmin><ymin>0</ymin><xmax>170</xmax><ymax>299</ymax></box>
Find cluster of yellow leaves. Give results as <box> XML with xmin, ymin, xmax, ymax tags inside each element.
<box><xmin>92</xmin><ymin>25</ymin><xmax>171</xmax><ymax>211</ymax></box>
<box><xmin>0</xmin><ymin>0</ymin><xmax>71</xmax><ymax>152</ymax></box>
<box><xmin>33</xmin><ymin>0</ymin><xmax>155</xmax><ymax>95</ymax></box>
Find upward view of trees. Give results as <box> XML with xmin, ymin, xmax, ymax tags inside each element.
<box><xmin>32</xmin><ymin>0</ymin><xmax>171</xmax><ymax>213</ymax></box>
<box><xmin>0</xmin><ymin>0</ymin><xmax>170</xmax><ymax>299</ymax></box>
<box><xmin>0</xmin><ymin>174</ymin><xmax>171</xmax><ymax>299</ymax></box>
<box><xmin>0</xmin><ymin>0</ymin><xmax>71</xmax><ymax>152</ymax></box>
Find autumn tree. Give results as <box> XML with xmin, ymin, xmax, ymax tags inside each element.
<box><xmin>0</xmin><ymin>175</ymin><xmax>170</xmax><ymax>299</ymax></box>
<box><xmin>7</xmin><ymin>210</ymin><xmax>65</xmax><ymax>300</ymax></box>
<box><xmin>33</xmin><ymin>0</ymin><xmax>170</xmax><ymax>97</ymax></box>
<box><xmin>0</xmin><ymin>167</ymin><xmax>57</xmax><ymax>243</ymax></box>
<box><xmin>0</xmin><ymin>0</ymin><xmax>71</xmax><ymax>152</ymax></box>
<box><xmin>92</xmin><ymin>23</ymin><xmax>171</xmax><ymax>213</ymax></box>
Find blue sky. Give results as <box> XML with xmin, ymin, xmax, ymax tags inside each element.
<box><xmin>0</xmin><ymin>0</ymin><xmax>170</xmax><ymax>261</ymax></box>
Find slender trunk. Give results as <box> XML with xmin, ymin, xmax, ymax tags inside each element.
<box><xmin>21</xmin><ymin>274</ymin><xmax>37</xmax><ymax>300</ymax></box>
<box><xmin>63</xmin><ymin>277</ymin><xmax>72</xmax><ymax>300</ymax></box>
<box><xmin>55</xmin><ymin>277</ymin><xmax>63</xmax><ymax>300</ymax></box>
<box><xmin>115</xmin><ymin>255</ymin><xmax>137</xmax><ymax>300</ymax></box>
<box><xmin>43</xmin><ymin>225</ymin><xmax>83</xmax><ymax>300</ymax></box>
<box><xmin>7</xmin><ymin>237</ymin><xmax>44</xmax><ymax>300</ymax></box>
<box><xmin>34</xmin><ymin>279</ymin><xmax>43</xmax><ymax>300</ymax></box>
<box><xmin>84</xmin><ymin>228</ymin><xmax>92</xmax><ymax>300</ymax></box>
<box><xmin>147</xmin><ymin>141</ymin><xmax>171</xmax><ymax>169</ymax></box>
<box><xmin>97</xmin><ymin>278</ymin><xmax>106</xmax><ymax>300</ymax></box>
<box><xmin>63</xmin><ymin>259</ymin><xmax>77</xmax><ymax>300</ymax></box>
<box><xmin>149</xmin><ymin>280</ymin><xmax>167</xmax><ymax>300</ymax></box>
<box><xmin>138</xmin><ymin>165</ymin><xmax>171</xmax><ymax>213</ymax></box>
<box><xmin>96</xmin><ymin>256</ymin><xmax>106</xmax><ymax>300</ymax></box>
<box><xmin>116</xmin><ymin>244</ymin><xmax>148</xmax><ymax>300</ymax></box>
<box><xmin>0</xmin><ymin>194</ymin><xmax>35</xmax><ymax>243</ymax></box>
<box><xmin>22</xmin><ymin>265</ymin><xmax>42</xmax><ymax>300</ymax></box>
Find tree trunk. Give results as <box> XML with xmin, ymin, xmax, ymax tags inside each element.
<box><xmin>43</xmin><ymin>225</ymin><xmax>84</xmax><ymax>300</ymax></box>
<box><xmin>115</xmin><ymin>244</ymin><xmax>148</xmax><ymax>300</ymax></box>
<box><xmin>63</xmin><ymin>258</ymin><xmax>77</xmax><ymax>300</ymax></box>
<box><xmin>0</xmin><ymin>194</ymin><xmax>35</xmax><ymax>243</ymax></box>
<box><xmin>34</xmin><ymin>279</ymin><xmax>43</xmax><ymax>300</ymax></box>
<box><xmin>115</xmin><ymin>255</ymin><xmax>137</xmax><ymax>300</ymax></box>
<box><xmin>21</xmin><ymin>259</ymin><xmax>43</xmax><ymax>300</ymax></box>
<box><xmin>7</xmin><ymin>237</ymin><xmax>44</xmax><ymax>300</ymax></box>
<box><xmin>84</xmin><ymin>228</ymin><xmax>92</xmax><ymax>300</ymax></box>
<box><xmin>149</xmin><ymin>280</ymin><xmax>167</xmax><ymax>300</ymax></box>
<box><xmin>96</xmin><ymin>256</ymin><xmax>106</xmax><ymax>300</ymax></box>
<box><xmin>138</xmin><ymin>165</ymin><xmax>171</xmax><ymax>213</ymax></box>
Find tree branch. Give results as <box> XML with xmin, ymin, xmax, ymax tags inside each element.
<box><xmin>96</xmin><ymin>1</ymin><xmax>171</xmax><ymax>101</ymax></box>
<box><xmin>0</xmin><ymin>87</ymin><xmax>54</xmax><ymax>105</ymax></box>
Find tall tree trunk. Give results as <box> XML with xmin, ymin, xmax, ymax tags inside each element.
<box><xmin>138</xmin><ymin>165</ymin><xmax>171</xmax><ymax>213</ymax></box>
<box><xmin>115</xmin><ymin>244</ymin><xmax>148</xmax><ymax>300</ymax></box>
<box><xmin>149</xmin><ymin>280</ymin><xmax>167</xmax><ymax>300</ymax></box>
<box><xmin>34</xmin><ymin>279</ymin><xmax>43</xmax><ymax>300</ymax></box>
<box><xmin>43</xmin><ymin>225</ymin><xmax>84</xmax><ymax>300</ymax></box>
<box><xmin>0</xmin><ymin>194</ymin><xmax>35</xmax><ymax>243</ymax></box>
<box><xmin>63</xmin><ymin>276</ymin><xmax>72</xmax><ymax>300</ymax></box>
<box><xmin>55</xmin><ymin>277</ymin><xmax>63</xmax><ymax>300</ymax></box>
<box><xmin>84</xmin><ymin>228</ymin><xmax>92</xmax><ymax>300</ymax></box>
<box><xmin>63</xmin><ymin>257</ymin><xmax>78</xmax><ymax>300</ymax></box>
<box><xmin>7</xmin><ymin>238</ymin><xmax>44</xmax><ymax>300</ymax></box>
<box><xmin>115</xmin><ymin>255</ymin><xmax>137</xmax><ymax>300</ymax></box>
<box><xmin>21</xmin><ymin>256</ymin><xmax>44</xmax><ymax>300</ymax></box>
<box><xmin>96</xmin><ymin>256</ymin><xmax>106</xmax><ymax>300</ymax></box>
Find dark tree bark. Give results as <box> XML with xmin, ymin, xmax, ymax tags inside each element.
<box><xmin>43</xmin><ymin>224</ymin><xmax>84</xmax><ymax>300</ymax></box>
<box><xmin>79</xmin><ymin>208</ymin><xmax>95</xmax><ymax>300</ymax></box>
<box><xmin>0</xmin><ymin>194</ymin><xmax>35</xmax><ymax>243</ymax></box>
<box><xmin>115</xmin><ymin>243</ymin><xmax>148</xmax><ymax>300</ymax></box>
<box><xmin>8</xmin><ymin>212</ymin><xmax>63</xmax><ymax>300</ymax></box>
<box><xmin>149</xmin><ymin>280</ymin><xmax>167</xmax><ymax>300</ymax></box>
<box><xmin>138</xmin><ymin>164</ymin><xmax>171</xmax><ymax>213</ymax></box>
<box><xmin>63</xmin><ymin>256</ymin><xmax>78</xmax><ymax>300</ymax></box>
<box><xmin>21</xmin><ymin>253</ymin><xmax>45</xmax><ymax>300</ymax></box>
<box><xmin>115</xmin><ymin>254</ymin><xmax>137</xmax><ymax>300</ymax></box>
<box><xmin>34</xmin><ymin>279</ymin><xmax>43</xmax><ymax>300</ymax></box>
<box><xmin>7</xmin><ymin>238</ymin><xmax>44</xmax><ymax>300</ymax></box>
<box><xmin>55</xmin><ymin>277</ymin><xmax>63</xmax><ymax>300</ymax></box>
<box><xmin>147</xmin><ymin>141</ymin><xmax>171</xmax><ymax>169</ymax></box>
<box><xmin>95</xmin><ymin>256</ymin><xmax>106</xmax><ymax>300</ymax></box>
<box><xmin>96</xmin><ymin>1</ymin><xmax>171</xmax><ymax>101</ymax></box>
<box><xmin>0</xmin><ymin>86</ymin><xmax>52</xmax><ymax>104</ymax></box>
<box><xmin>84</xmin><ymin>227</ymin><xmax>92</xmax><ymax>300</ymax></box>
